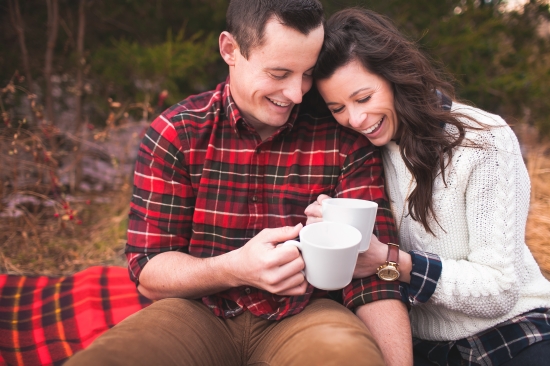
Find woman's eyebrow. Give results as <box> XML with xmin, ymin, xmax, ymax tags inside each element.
<box><xmin>349</xmin><ymin>87</ymin><xmax>372</xmax><ymax>99</ymax></box>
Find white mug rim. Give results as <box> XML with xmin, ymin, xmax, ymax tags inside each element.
<box><xmin>300</xmin><ymin>222</ymin><xmax>361</xmax><ymax>250</ymax></box>
<box><xmin>322</xmin><ymin>198</ymin><xmax>378</xmax><ymax>209</ymax></box>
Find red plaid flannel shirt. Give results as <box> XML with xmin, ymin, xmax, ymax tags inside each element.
<box><xmin>125</xmin><ymin>79</ymin><xmax>401</xmax><ymax>320</ymax></box>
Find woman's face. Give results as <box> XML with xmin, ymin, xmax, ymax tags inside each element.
<box><xmin>316</xmin><ymin>59</ymin><xmax>398</xmax><ymax>146</ymax></box>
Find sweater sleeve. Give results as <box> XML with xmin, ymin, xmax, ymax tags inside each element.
<box><xmin>429</xmin><ymin>120</ymin><xmax>530</xmax><ymax>318</ymax></box>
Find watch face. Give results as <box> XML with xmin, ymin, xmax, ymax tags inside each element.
<box><xmin>379</xmin><ymin>267</ymin><xmax>400</xmax><ymax>281</ymax></box>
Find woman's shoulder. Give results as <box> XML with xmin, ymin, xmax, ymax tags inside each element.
<box><xmin>450</xmin><ymin>102</ymin><xmax>506</xmax><ymax>128</ymax></box>
<box><xmin>449</xmin><ymin>102</ymin><xmax>521</xmax><ymax>156</ymax></box>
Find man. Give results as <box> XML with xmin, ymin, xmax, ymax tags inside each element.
<box><xmin>66</xmin><ymin>1</ymin><xmax>411</xmax><ymax>365</ymax></box>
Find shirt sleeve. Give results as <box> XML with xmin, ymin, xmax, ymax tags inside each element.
<box><xmin>335</xmin><ymin>135</ymin><xmax>406</xmax><ymax>308</ymax></box>
<box><xmin>406</xmin><ymin>250</ymin><xmax>442</xmax><ymax>306</ymax></box>
<box><xmin>125</xmin><ymin>114</ymin><xmax>194</xmax><ymax>285</ymax></box>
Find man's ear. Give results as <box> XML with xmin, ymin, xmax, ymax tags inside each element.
<box><xmin>219</xmin><ymin>31</ymin><xmax>239</xmax><ymax>66</ymax></box>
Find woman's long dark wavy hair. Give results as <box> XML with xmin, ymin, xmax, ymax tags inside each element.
<box><xmin>314</xmin><ymin>8</ymin><xmax>476</xmax><ymax>235</ymax></box>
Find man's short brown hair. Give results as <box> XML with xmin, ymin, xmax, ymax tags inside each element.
<box><xmin>226</xmin><ymin>0</ymin><xmax>324</xmax><ymax>59</ymax></box>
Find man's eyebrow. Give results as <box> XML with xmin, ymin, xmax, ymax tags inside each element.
<box><xmin>265</xmin><ymin>67</ymin><xmax>292</xmax><ymax>72</ymax></box>
<box><xmin>265</xmin><ymin>66</ymin><xmax>315</xmax><ymax>73</ymax></box>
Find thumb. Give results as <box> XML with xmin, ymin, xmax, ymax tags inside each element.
<box><xmin>317</xmin><ymin>194</ymin><xmax>331</xmax><ymax>204</ymax></box>
<box><xmin>259</xmin><ymin>223</ymin><xmax>303</xmax><ymax>245</ymax></box>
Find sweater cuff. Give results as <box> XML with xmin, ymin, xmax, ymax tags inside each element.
<box><xmin>407</xmin><ymin>250</ymin><xmax>442</xmax><ymax>306</ymax></box>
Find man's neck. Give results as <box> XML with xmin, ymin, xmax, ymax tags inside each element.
<box><xmin>244</xmin><ymin>119</ymin><xmax>279</xmax><ymax>141</ymax></box>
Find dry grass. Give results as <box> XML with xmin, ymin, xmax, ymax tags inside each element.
<box><xmin>0</xmin><ymin>187</ymin><xmax>131</xmax><ymax>276</ymax></box>
<box><xmin>0</xmin><ymin>74</ymin><xmax>139</xmax><ymax>276</ymax></box>
<box><xmin>524</xmin><ymin>143</ymin><xmax>550</xmax><ymax>279</ymax></box>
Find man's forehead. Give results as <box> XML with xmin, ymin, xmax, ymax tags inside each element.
<box><xmin>260</xmin><ymin>17</ymin><xmax>323</xmax><ymax>44</ymax></box>
<box><xmin>247</xmin><ymin>19</ymin><xmax>323</xmax><ymax>63</ymax></box>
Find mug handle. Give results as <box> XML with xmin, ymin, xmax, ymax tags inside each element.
<box><xmin>281</xmin><ymin>240</ymin><xmax>305</xmax><ymax>276</ymax></box>
<box><xmin>282</xmin><ymin>239</ymin><xmax>302</xmax><ymax>250</ymax></box>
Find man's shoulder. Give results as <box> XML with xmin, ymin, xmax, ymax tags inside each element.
<box><xmin>160</xmin><ymin>82</ymin><xmax>226</xmax><ymax>126</ymax></box>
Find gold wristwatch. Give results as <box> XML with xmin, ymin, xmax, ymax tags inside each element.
<box><xmin>376</xmin><ymin>243</ymin><xmax>400</xmax><ymax>281</ymax></box>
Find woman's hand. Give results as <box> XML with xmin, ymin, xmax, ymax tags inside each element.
<box><xmin>354</xmin><ymin>234</ymin><xmax>412</xmax><ymax>283</ymax></box>
<box><xmin>304</xmin><ymin>194</ymin><xmax>331</xmax><ymax>225</ymax></box>
<box><xmin>353</xmin><ymin>234</ymin><xmax>390</xmax><ymax>278</ymax></box>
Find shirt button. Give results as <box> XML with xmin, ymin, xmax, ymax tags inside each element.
<box><xmin>245</xmin><ymin>288</ymin><xmax>251</xmax><ymax>294</ymax></box>
<box><xmin>252</xmin><ymin>196</ymin><xmax>258</xmax><ymax>202</ymax></box>
<box><xmin>256</xmin><ymin>148</ymin><xmax>261</xmax><ymax>153</ymax></box>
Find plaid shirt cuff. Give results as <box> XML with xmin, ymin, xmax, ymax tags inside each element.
<box><xmin>343</xmin><ymin>275</ymin><xmax>406</xmax><ymax>310</ymax></box>
<box><xmin>406</xmin><ymin>250</ymin><xmax>442</xmax><ymax>306</ymax></box>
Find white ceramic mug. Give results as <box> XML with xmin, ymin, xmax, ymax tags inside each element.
<box><xmin>283</xmin><ymin>221</ymin><xmax>362</xmax><ymax>291</ymax></box>
<box><xmin>322</xmin><ymin>198</ymin><xmax>378</xmax><ymax>253</ymax></box>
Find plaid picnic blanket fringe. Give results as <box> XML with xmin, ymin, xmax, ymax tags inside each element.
<box><xmin>0</xmin><ymin>266</ymin><xmax>151</xmax><ymax>366</ymax></box>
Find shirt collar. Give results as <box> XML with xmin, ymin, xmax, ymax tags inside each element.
<box><xmin>222</xmin><ymin>76</ymin><xmax>300</xmax><ymax>138</ymax></box>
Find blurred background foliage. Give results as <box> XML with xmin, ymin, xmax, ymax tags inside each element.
<box><xmin>1</xmin><ymin>0</ymin><xmax>550</xmax><ymax>275</ymax></box>
<box><xmin>1</xmin><ymin>0</ymin><xmax>549</xmax><ymax>132</ymax></box>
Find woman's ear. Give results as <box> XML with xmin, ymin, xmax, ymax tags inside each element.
<box><xmin>219</xmin><ymin>31</ymin><xmax>238</xmax><ymax>66</ymax></box>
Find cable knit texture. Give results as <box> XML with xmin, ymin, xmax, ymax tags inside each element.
<box><xmin>382</xmin><ymin>102</ymin><xmax>550</xmax><ymax>341</ymax></box>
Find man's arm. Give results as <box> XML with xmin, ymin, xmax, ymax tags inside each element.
<box><xmin>137</xmin><ymin>225</ymin><xmax>308</xmax><ymax>300</ymax></box>
<box><xmin>356</xmin><ymin>300</ymin><xmax>413</xmax><ymax>366</ymax></box>
<box><xmin>127</xmin><ymin>114</ymin><xmax>307</xmax><ymax>301</ymax></box>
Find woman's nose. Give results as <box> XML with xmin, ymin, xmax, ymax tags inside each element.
<box><xmin>348</xmin><ymin>110</ymin><xmax>367</xmax><ymax>129</ymax></box>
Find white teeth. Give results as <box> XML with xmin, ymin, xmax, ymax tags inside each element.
<box><xmin>363</xmin><ymin>117</ymin><xmax>383</xmax><ymax>134</ymax></box>
<box><xmin>268</xmin><ymin>97</ymin><xmax>290</xmax><ymax>107</ymax></box>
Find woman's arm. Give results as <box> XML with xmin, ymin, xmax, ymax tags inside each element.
<box><xmin>425</xmin><ymin>122</ymin><xmax>528</xmax><ymax>317</ymax></box>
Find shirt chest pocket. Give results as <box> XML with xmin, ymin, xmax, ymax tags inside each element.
<box><xmin>269</xmin><ymin>185</ymin><xmax>333</xmax><ymax>227</ymax></box>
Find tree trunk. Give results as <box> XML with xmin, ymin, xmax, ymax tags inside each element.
<box><xmin>8</xmin><ymin>0</ymin><xmax>33</xmax><ymax>93</ymax></box>
<box><xmin>73</xmin><ymin>0</ymin><xmax>87</xmax><ymax>191</ymax></box>
<box><xmin>8</xmin><ymin>0</ymin><xmax>36</xmax><ymax>123</ymax></box>
<box><xmin>44</xmin><ymin>0</ymin><xmax>59</xmax><ymax>126</ymax></box>
<box><xmin>75</xmin><ymin>0</ymin><xmax>86</xmax><ymax>133</ymax></box>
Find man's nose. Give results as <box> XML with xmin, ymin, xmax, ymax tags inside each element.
<box><xmin>283</xmin><ymin>77</ymin><xmax>304</xmax><ymax>105</ymax></box>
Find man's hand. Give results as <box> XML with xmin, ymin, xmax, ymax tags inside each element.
<box><xmin>304</xmin><ymin>194</ymin><xmax>330</xmax><ymax>225</ymax></box>
<box><xmin>228</xmin><ymin>224</ymin><xmax>308</xmax><ymax>296</ymax></box>
<box><xmin>138</xmin><ymin>224</ymin><xmax>308</xmax><ymax>300</ymax></box>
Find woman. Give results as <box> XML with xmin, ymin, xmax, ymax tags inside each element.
<box><xmin>305</xmin><ymin>8</ymin><xmax>550</xmax><ymax>365</ymax></box>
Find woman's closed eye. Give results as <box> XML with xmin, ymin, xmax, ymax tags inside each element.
<box><xmin>330</xmin><ymin>105</ymin><xmax>345</xmax><ymax>114</ymax></box>
<box><xmin>357</xmin><ymin>95</ymin><xmax>372</xmax><ymax>103</ymax></box>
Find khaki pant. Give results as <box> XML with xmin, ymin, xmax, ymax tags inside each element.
<box><xmin>64</xmin><ymin>298</ymin><xmax>384</xmax><ymax>366</ymax></box>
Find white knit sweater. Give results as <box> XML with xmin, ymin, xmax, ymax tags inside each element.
<box><xmin>382</xmin><ymin>102</ymin><xmax>550</xmax><ymax>341</ymax></box>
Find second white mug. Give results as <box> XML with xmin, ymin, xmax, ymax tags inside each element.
<box><xmin>283</xmin><ymin>221</ymin><xmax>362</xmax><ymax>291</ymax></box>
<box><xmin>322</xmin><ymin>198</ymin><xmax>378</xmax><ymax>252</ymax></box>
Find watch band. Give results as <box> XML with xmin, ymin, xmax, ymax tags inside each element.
<box><xmin>387</xmin><ymin>243</ymin><xmax>399</xmax><ymax>264</ymax></box>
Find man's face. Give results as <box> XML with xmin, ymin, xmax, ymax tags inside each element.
<box><xmin>228</xmin><ymin>18</ymin><xmax>324</xmax><ymax>139</ymax></box>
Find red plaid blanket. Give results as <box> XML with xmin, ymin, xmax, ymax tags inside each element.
<box><xmin>0</xmin><ymin>266</ymin><xmax>151</xmax><ymax>366</ymax></box>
